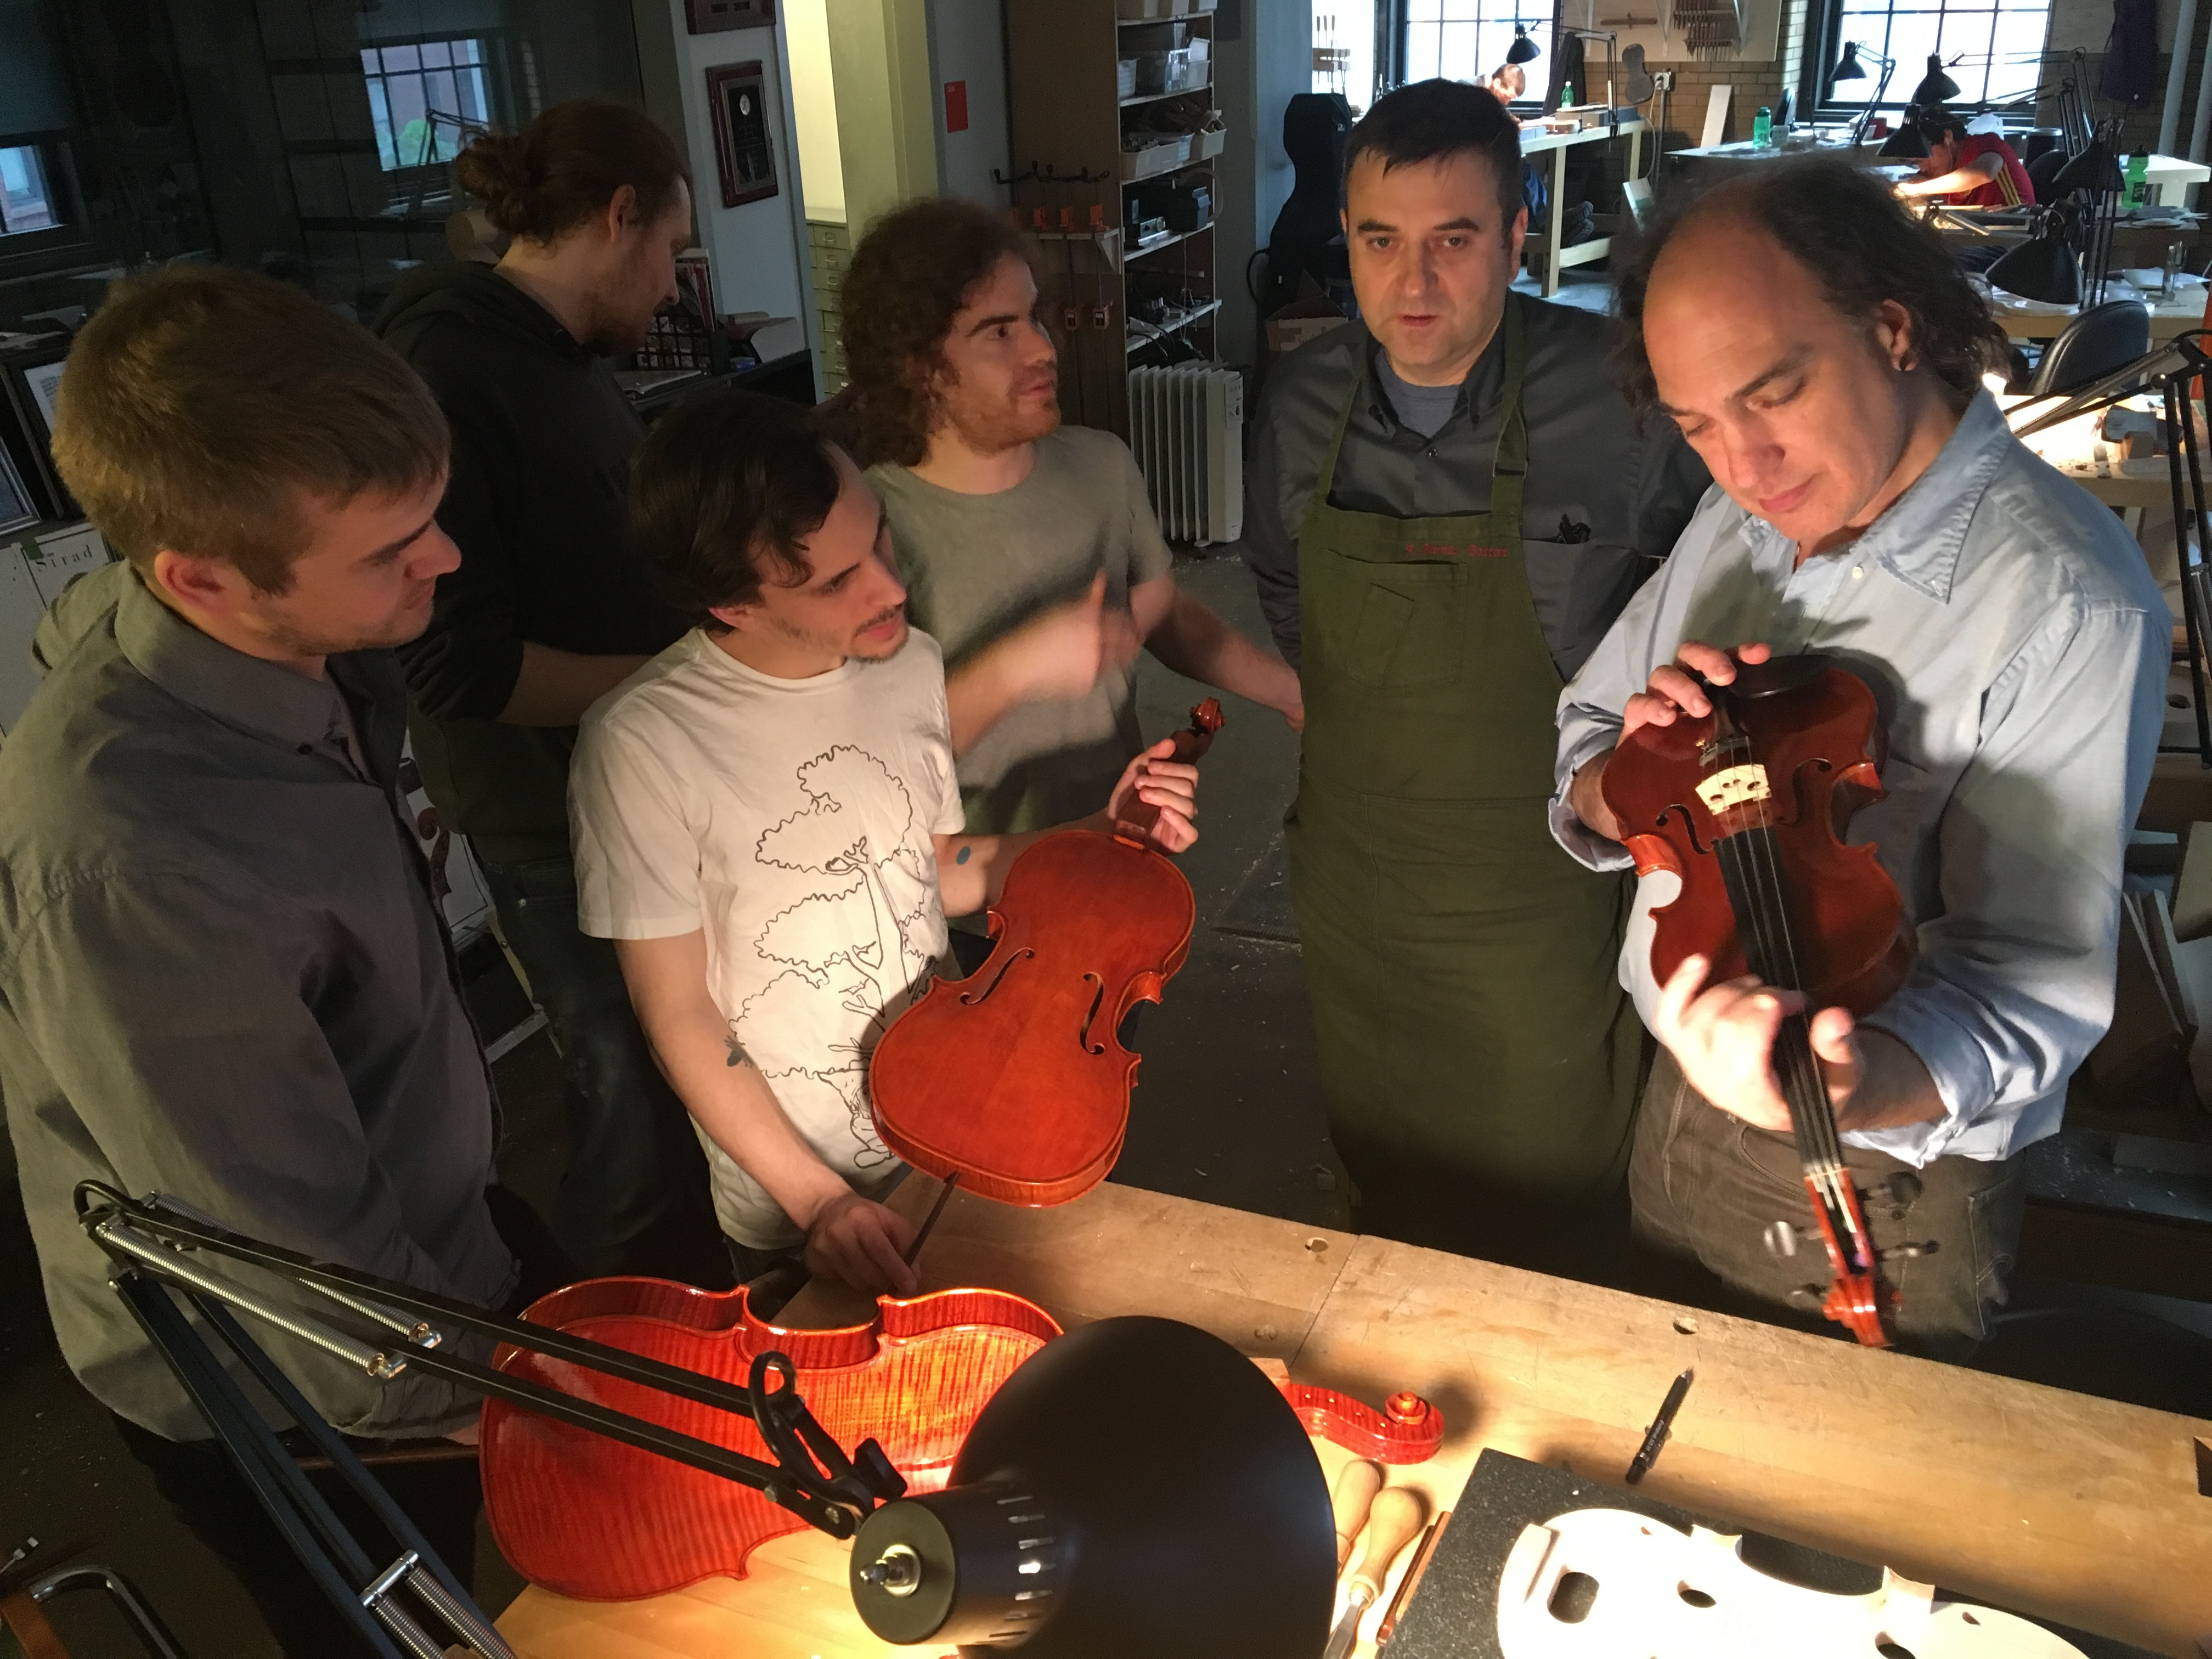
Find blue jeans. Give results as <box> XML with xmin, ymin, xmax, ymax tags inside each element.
<box><xmin>478</xmin><ymin>855</ymin><xmax>730</xmax><ymax>1288</ymax></box>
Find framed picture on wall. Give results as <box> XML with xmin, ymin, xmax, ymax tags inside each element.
<box><xmin>686</xmin><ymin>0</ymin><xmax>774</xmax><ymax>31</ymax></box>
<box><xmin>706</xmin><ymin>62</ymin><xmax>780</xmax><ymax>209</ymax></box>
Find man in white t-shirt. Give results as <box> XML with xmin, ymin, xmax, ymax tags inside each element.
<box><xmin>569</xmin><ymin>391</ymin><xmax>1199</xmax><ymax>1295</ymax></box>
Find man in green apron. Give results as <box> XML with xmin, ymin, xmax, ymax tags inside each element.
<box><xmin>1243</xmin><ymin>79</ymin><xmax>1709</xmax><ymax>1276</ymax></box>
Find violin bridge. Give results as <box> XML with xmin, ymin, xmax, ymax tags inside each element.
<box><xmin>1695</xmin><ymin>764</ymin><xmax>1772</xmax><ymax>817</ymax></box>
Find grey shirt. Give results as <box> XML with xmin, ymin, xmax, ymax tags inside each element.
<box><xmin>870</xmin><ymin>426</ymin><xmax>1174</xmax><ymax>834</ymax></box>
<box><xmin>1553</xmin><ymin>394</ymin><xmax>2169</xmax><ymax>1169</ymax></box>
<box><xmin>0</xmin><ymin>565</ymin><xmax>517</xmax><ymax>1441</ymax></box>
<box><xmin>1244</xmin><ymin>299</ymin><xmax>1713</xmax><ymax>679</ymax></box>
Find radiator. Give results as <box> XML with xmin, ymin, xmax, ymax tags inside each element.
<box><xmin>1128</xmin><ymin>365</ymin><xmax>1244</xmax><ymax>546</ymax></box>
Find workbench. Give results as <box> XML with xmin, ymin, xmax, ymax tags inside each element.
<box><xmin>1519</xmin><ymin>119</ymin><xmax>1646</xmax><ymax>298</ymax></box>
<box><xmin>495</xmin><ymin>1178</ymin><xmax>2212</xmax><ymax>1659</ymax></box>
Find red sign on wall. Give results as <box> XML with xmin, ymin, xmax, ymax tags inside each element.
<box><xmin>944</xmin><ymin>79</ymin><xmax>969</xmax><ymax>133</ymax></box>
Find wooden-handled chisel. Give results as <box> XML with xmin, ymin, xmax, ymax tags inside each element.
<box><xmin>1321</xmin><ymin>1485</ymin><xmax>1426</xmax><ymax>1659</ymax></box>
<box><xmin>1330</xmin><ymin>1459</ymin><xmax>1385</xmax><ymax>1572</ymax></box>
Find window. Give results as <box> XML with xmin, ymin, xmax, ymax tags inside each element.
<box><xmin>1314</xmin><ymin>9</ymin><xmax>1379</xmax><ymax>114</ymax></box>
<box><xmin>0</xmin><ymin>145</ymin><xmax>58</xmax><ymax>235</ymax></box>
<box><xmin>360</xmin><ymin>40</ymin><xmax>492</xmax><ymax>173</ymax></box>
<box><xmin>1824</xmin><ymin>0</ymin><xmax>2051</xmax><ymax>110</ymax></box>
<box><xmin>1402</xmin><ymin>1</ymin><xmax>1551</xmax><ymax>92</ymax></box>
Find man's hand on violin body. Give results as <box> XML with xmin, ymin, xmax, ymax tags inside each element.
<box><xmin>1652</xmin><ymin>953</ymin><xmax>1945</xmax><ymax>1135</ymax></box>
<box><xmin>1568</xmin><ymin>640</ymin><xmax>1773</xmax><ymax>844</ymax></box>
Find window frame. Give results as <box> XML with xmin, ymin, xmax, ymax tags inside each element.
<box><xmin>357</xmin><ymin>32</ymin><xmax>506</xmax><ymax>203</ymax></box>
<box><xmin>0</xmin><ymin>133</ymin><xmax>93</xmax><ymax>280</ymax></box>
<box><xmin>1393</xmin><ymin>0</ymin><xmax>1560</xmax><ymax>98</ymax></box>
<box><xmin>1805</xmin><ymin>0</ymin><xmax>2056</xmax><ymax>120</ymax></box>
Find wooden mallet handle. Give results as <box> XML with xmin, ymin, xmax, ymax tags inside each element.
<box><xmin>1345</xmin><ymin>1486</ymin><xmax>1428</xmax><ymax>1607</ymax></box>
<box><xmin>1330</xmin><ymin>1460</ymin><xmax>1385</xmax><ymax>1572</ymax></box>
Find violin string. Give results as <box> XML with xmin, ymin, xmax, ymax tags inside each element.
<box><xmin>1723</xmin><ymin>703</ymin><xmax>1847</xmax><ymax>1181</ymax></box>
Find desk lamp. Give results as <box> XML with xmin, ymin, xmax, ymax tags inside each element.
<box><xmin>78</xmin><ymin>1187</ymin><xmax>1341</xmax><ymax>1659</ymax></box>
<box><xmin>1508</xmin><ymin>24</ymin><xmax>1541</xmax><ymax>65</ymax></box>
<box><xmin>2054</xmin><ymin>123</ymin><xmax>2126</xmax><ymax>306</ymax></box>
<box><xmin>1984</xmin><ymin>204</ymin><xmax>2084</xmax><ymax>305</ymax></box>
<box><xmin>1831</xmin><ymin>42</ymin><xmax>1896</xmax><ymax>148</ymax></box>
<box><xmin>1910</xmin><ymin>53</ymin><xmax>1962</xmax><ymax>105</ymax></box>
<box><xmin>848</xmin><ymin>1317</ymin><xmax>1335</xmax><ymax>1653</ymax></box>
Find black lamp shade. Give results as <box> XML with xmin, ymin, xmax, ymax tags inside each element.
<box><xmin>849</xmin><ymin>1317</ymin><xmax>1336</xmax><ymax>1656</ymax></box>
<box><xmin>1832</xmin><ymin>41</ymin><xmax>1865</xmax><ymax>82</ymax></box>
<box><xmin>1987</xmin><ymin>225</ymin><xmax>2082</xmax><ymax>306</ymax></box>
<box><xmin>2053</xmin><ymin>140</ymin><xmax>2123</xmax><ymax>194</ymax></box>
<box><xmin>1879</xmin><ymin>120</ymin><xmax>1931</xmax><ymax>159</ymax></box>
<box><xmin>1508</xmin><ymin>24</ymin><xmax>1541</xmax><ymax>64</ymax></box>
<box><xmin>1909</xmin><ymin>53</ymin><xmax>1960</xmax><ymax>105</ymax></box>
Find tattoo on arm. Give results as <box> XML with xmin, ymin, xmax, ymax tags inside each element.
<box><xmin>956</xmin><ymin>845</ymin><xmax>972</xmax><ymax>864</ymax></box>
<box><xmin>725</xmin><ymin>1032</ymin><xmax>754</xmax><ymax>1069</ymax></box>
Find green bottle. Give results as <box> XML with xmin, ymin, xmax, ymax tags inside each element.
<box><xmin>1562</xmin><ymin>82</ymin><xmax>1575</xmax><ymax>108</ymax></box>
<box><xmin>1753</xmin><ymin>106</ymin><xmax>1773</xmax><ymax>146</ymax></box>
<box><xmin>2126</xmin><ymin>153</ymin><xmax>2151</xmax><ymax>206</ymax></box>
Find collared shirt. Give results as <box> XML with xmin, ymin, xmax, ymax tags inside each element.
<box><xmin>1551</xmin><ymin>394</ymin><xmax>2168</xmax><ymax>1167</ymax></box>
<box><xmin>0</xmin><ymin>565</ymin><xmax>516</xmax><ymax>1441</ymax></box>
<box><xmin>1242</xmin><ymin>301</ymin><xmax>1713</xmax><ymax>679</ymax></box>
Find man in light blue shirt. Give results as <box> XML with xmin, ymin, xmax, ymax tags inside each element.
<box><xmin>1550</xmin><ymin>160</ymin><xmax>2166</xmax><ymax>1350</ymax></box>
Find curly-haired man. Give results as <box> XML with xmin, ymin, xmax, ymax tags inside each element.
<box><xmin>836</xmin><ymin>198</ymin><xmax>1301</xmax><ymax>873</ymax></box>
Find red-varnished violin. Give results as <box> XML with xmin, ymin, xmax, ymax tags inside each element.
<box><xmin>867</xmin><ymin>699</ymin><xmax>1226</xmax><ymax>1205</ymax></box>
<box><xmin>478</xmin><ymin>1271</ymin><xmax>1446</xmax><ymax>1600</ymax></box>
<box><xmin>1601</xmin><ymin>656</ymin><xmax>1915</xmax><ymax>1347</ymax></box>
<box><xmin>478</xmin><ymin>1278</ymin><xmax>1061</xmax><ymax>1599</ymax></box>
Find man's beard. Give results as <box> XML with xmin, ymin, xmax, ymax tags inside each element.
<box><xmin>768</xmin><ymin>604</ymin><xmax>909</xmax><ymax>662</ymax></box>
<box><xmin>947</xmin><ymin>382</ymin><xmax>1060</xmax><ymax>454</ymax></box>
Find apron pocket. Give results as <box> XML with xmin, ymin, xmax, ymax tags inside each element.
<box><xmin>1334</xmin><ymin>566</ymin><xmax>1465</xmax><ymax>692</ymax></box>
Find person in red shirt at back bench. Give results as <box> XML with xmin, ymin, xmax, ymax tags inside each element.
<box><xmin>1895</xmin><ymin>109</ymin><xmax>2037</xmax><ymax>209</ymax></box>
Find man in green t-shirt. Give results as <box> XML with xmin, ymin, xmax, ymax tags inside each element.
<box><xmin>835</xmin><ymin>198</ymin><xmax>1302</xmax><ymax>843</ymax></box>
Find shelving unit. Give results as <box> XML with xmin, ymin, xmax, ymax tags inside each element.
<box><xmin>1005</xmin><ymin>0</ymin><xmax>1226</xmax><ymax>438</ymax></box>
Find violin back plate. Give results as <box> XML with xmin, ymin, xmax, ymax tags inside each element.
<box><xmin>479</xmin><ymin>1277</ymin><xmax>1060</xmax><ymax>1600</ymax></box>
<box><xmin>868</xmin><ymin>828</ymin><xmax>1198</xmax><ymax>1205</ymax></box>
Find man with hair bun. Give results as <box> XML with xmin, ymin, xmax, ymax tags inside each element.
<box><xmin>1245</xmin><ymin>77</ymin><xmax>1708</xmax><ymax>1279</ymax></box>
<box><xmin>375</xmin><ymin>99</ymin><xmax>727</xmax><ymax>1286</ymax></box>
<box><xmin>1555</xmin><ymin>159</ymin><xmax>2165</xmax><ymax>1350</ymax></box>
<box><xmin>0</xmin><ymin>263</ymin><xmax>562</xmax><ymax>1645</ymax></box>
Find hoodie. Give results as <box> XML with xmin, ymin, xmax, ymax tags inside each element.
<box><xmin>374</xmin><ymin>263</ymin><xmax>684</xmax><ymax>865</ymax></box>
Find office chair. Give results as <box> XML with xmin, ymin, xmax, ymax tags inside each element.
<box><xmin>2025</xmin><ymin>145</ymin><xmax>2069</xmax><ymax>204</ymax></box>
<box><xmin>2028</xmin><ymin>299</ymin><xmax>2151</xmax><ymax>394</ymax></box>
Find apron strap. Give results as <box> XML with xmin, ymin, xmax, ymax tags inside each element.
<box><xmin>1315</xmin><ymin>300</ymin><xmax>1533</xmax><ymax>525</ymax></box>
<box><xmin>1487</xmin><ymin>296</ymin><xmax>1531</xmax><ymax>539</ymax></box>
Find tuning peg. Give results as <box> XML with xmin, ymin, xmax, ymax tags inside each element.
<box><xmin>1762</xmin><ymin>1221</ymin><xmax>1801</xmax><ymax>1258</ymax></box>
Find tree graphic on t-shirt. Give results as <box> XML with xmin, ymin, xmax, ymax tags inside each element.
<box><xmin>736</xmin><ymin>745</ymin><xmax>934</xmax><ymax>1166</ymax></box>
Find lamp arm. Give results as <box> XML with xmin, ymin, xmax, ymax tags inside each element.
<box><xmin>1852</xmin><ymin>58</ymin><xmax>1896</xmax><ymax>146</ymax></box>
<box><xmin>76</xmin><ymin>1184</ymin><xmax>903</xmax><ymax>1538</ymax></box>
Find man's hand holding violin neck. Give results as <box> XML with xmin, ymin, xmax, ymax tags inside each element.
<box><xmin>1650</xmin><ymin>952</ymin><xmax>1864</xmax><ymax>1133</ymax></box>
<box><xmin>1568</xmin><ymin>639</ymin><xmax>1773</xmax><ymax>843</ymax></box>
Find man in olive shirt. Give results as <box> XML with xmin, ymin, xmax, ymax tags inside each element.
<box><xmin>1</xmin><ymin>267</ymin><xmax>549</xmax><ymax>1646</ymax></box>
<box><xmin>374</xmin><ymin>101</ymin><xmax>724</xmax><ymax>1283</ymax></box>
<box><xmin>838</xmin><ymin>197</ymin><xmax>1302</xmax><ymax>854</ymax></box>
<box><xmin>1245</xmin><ymin>80</ymin><xmax>1709</xmax><ymax>1277</ymax></box>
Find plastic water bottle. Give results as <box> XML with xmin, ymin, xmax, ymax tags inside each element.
<box><xmin>1753</xmin><ymin>106</ymin><xmax>1773</xmax><ymax>147</ymax></box>
<box><xmin>1561</xmin><ymin>81</ymin><xmax>1575</xmax><ymax>109</ymax></box>
<box><xmin>2126</xmin><ymin>153</ymin><xmax>2151</xmax><ymax>206</ymax></box>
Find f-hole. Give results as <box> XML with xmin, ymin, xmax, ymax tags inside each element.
<box><xmin>1656</xmin><ymin>803</ymin><xmax>1713</xmax><ymax>854</ymax></box>
<box><xmin>959</xmin><ymin>947</ymin><xmax>1035</xmax><ymax>1006</ymax></box>
<box><xmin>1078</xmin><ymin>973</ymin><xmax>1108</xmax><ymax>1054</ymax></box>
